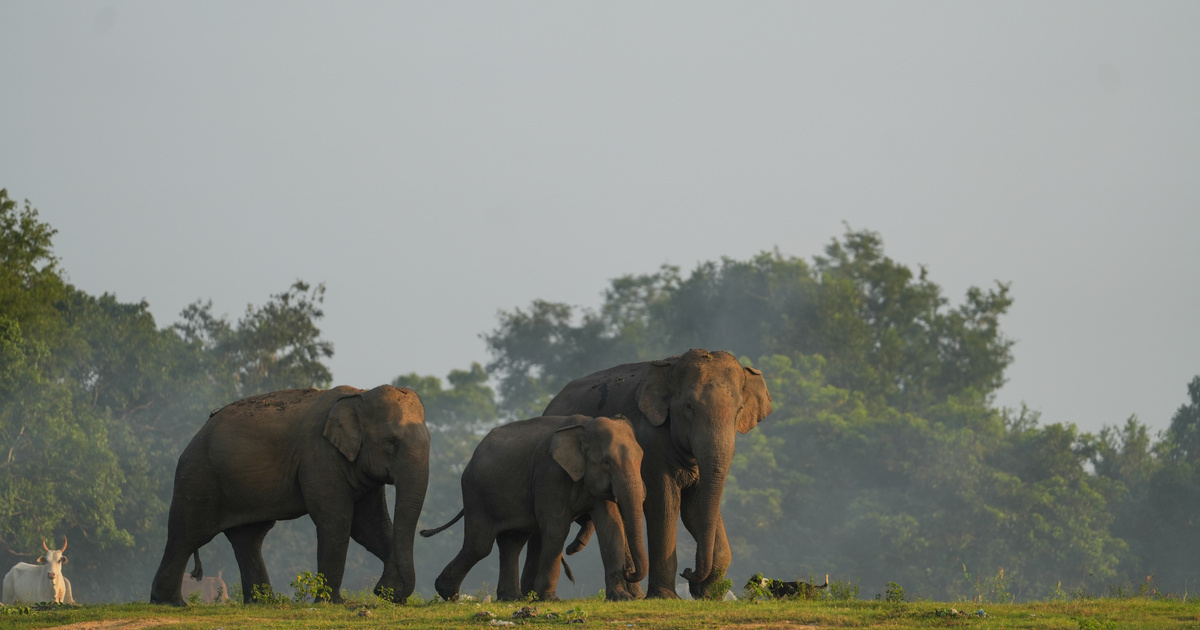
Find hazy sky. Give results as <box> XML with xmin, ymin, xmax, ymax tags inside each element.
<box><xmin>2</xmin><ymin>2</ymin><xmax>1196</xmax><ymax>436</ymax></box>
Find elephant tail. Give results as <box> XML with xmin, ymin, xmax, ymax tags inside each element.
<box><xmin>189</xmin><ymin>551</ymin><xmax>203</xmax><ymax>581</ymax></box>
<box><xmin>419</xmin><ymin>509</ymin><xmax>464</xmax><ymax>538</ymax></box>
<box><xmin>560</xmin><ymin>557</ymin><xmax>575</xmax><ymax>584</ymax></box>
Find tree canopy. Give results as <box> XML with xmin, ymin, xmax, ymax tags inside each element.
<box><xmin>485</xmin><ymin>231</ymin><xmax>1013</xmax><ymax>421</ymax></box>
<box><xmin>0</xmin><ymin>189</ymin><xmax>336</xmax><ymax>600</ymax></box>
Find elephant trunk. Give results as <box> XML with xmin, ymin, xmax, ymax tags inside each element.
<box><xmin>386</xmin><ymin>454</ymin><xmax>429</xmax><ymax>603</ymax></box>
<box><xmin>681</xmin><ymin>443</ymin><xmax>732</xmax><ymax>597</ymax></box>
<box><xmin>616</xmin><ymin>473</ymin><xmax>648</xmax><ymax>585</ymax></box>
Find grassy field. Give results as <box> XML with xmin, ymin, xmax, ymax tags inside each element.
<box><xmin>2</xmin><ymin>595</ymin><xmax>1199</xmax><ymax>630</ymax></box>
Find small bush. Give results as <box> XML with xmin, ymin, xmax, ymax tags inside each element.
<box><xmin>564</xmin><ymin>605</ymin><xmax>587</xmax><ymax>622</ymax></box>
<box><xmin>742</xmin><ymin>573</ymin><xmax>770</xmax><ymax>601</ymax></box>
<box><xmin>962</xmin><ymin>565</ymin><xmax>1012</xmax><ymax>604</ymax></box>
<box><xmin>827</xmin><ymin>577</ymin><xmax>860</xmax><ymax>601</ymax></box>
<box><xmin>250</xmin><ymin>583</ymin><xmax>290</xmax><ymax>605</ymax></box>
<box><xmin>707</xmin><ymin>575</ymin><xmax>733</xmax><ymax>601</ymax></box>
<box><xmin>879</xmin><ymin>581</ymin><xmax>906</xmax><ymax>604</ymax></box>
<box><xmin>290</xmin><ymin>571</ymin><xmax>332</xmax><ymax>604</ymax></box>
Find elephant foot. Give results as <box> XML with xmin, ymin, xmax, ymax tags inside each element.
<box><xmin>433</xmin><ymin>577</ymin><xmax>460</xmax><ymax>602</ymax></box>
<box><xmin>643</xmin><ymin>585</ymin><xmax>681</xmax><ymax>599</ymax></box>
<box><xmin>374</xmin><ymin>583</ymin><xmax>405</xmax><ymax>604</ymax></box>
<box><xmin>605</xmin><ymin>585</ymin><xmax>636</xmax><ymax>601</ymax></box>
<box><xmin>604</xmin><ymin>576</ymin><xmax>644</xmax><ymax>601</ymax></box>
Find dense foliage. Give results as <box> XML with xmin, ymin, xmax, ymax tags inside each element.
<box><xmin>1</xmin><ymin>188</ymin><xmax>1196</xmax><ymax>603</ymax></box>
<box><xmin>480</xmin><ymin>229</ymin><xmax>1196</xmax><ymax>601</ymax></box>
<box><xmin>0</xmin><ymin>189</ymin><xmax>335</xmax><ymax>600</ymax></box>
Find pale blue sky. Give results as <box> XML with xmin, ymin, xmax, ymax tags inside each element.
<box><xmin>2</xmin><ymin>2</ymin><xmax>1197</xmax><ymax>435</ymax></box>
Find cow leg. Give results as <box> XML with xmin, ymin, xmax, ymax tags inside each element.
<box><xmin>225</xmin><ymin>521</ymin><xmax>276</xmax><ymax>603</ymax></box>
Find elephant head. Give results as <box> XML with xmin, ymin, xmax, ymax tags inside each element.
<box><xmin>550</xmin><ymin>416</ymin><xmax>648</xmax><ymax>585</ymax></box>
<box><xmin>636</xmin><ymin>349</ymin><xmax>771</xmax><ymax>591</ymax></box>
<box><xmin>323</xmin><ymin>385</ymin><xmax>430</xmax><ymax>602</ymax></box>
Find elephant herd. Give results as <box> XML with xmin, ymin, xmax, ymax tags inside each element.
<box><xmin>148</xmin><ymin>348</ymin><xmax>772</xmax><ymax>605</ymax></box>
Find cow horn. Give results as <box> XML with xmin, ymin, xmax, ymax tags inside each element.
<box><xmin>42</xmin><ymin>539</ymin><xmax>49</xmax><ymax>552</ymax></box>
<box><xmin>60</xmin><ymin>536</ymin><xmax>67</xmax><ymax>552</ymax></box>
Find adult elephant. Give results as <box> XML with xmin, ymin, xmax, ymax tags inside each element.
<box><xmin>543</xmin><ymin>349</ymin><xmax>771</xmax><ymax>599</ymax></box>
<box><xmin>149</xmin><ymin>385</ymin><xmax>430</xmax><ymax>605</ymax></box>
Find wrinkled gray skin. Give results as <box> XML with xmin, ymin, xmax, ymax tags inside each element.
<box><xmin>424</xmin><ymin>415</ymin><xmax>648</xmax><ymax>602</ymax></box>
<box><xmin>149</xmin><ymin>385</ymin><xmax>430</xmax><ymax>605</ymax></box>
<box><xmin>544</xmin><ymin>349</ymin><xmax>772</xmax><ymax>599</ymax></box>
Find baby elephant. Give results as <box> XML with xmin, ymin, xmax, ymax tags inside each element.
<box><xmin>422</xmin><ymin>415</ymin><xmax>648</xmax><ymax>601</ymax></box>
<box><xmin>747</xmin><ymin>573</ymin><xmax>829</xmax><ymax>599</ymax></box>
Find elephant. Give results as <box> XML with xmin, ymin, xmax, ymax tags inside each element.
<box><xmin>421</xmin><ymin>414</ymin><xmax>648</xmax><ymax>602</ymax></box>
<box><xmin>543</xmin><ymin>349</ymin><xmax>772</xmax><ymax>599</ymax></box>
<box><xmin>149</xmin><ymin>385</ymin><xmax>430</xmax><ymax>605</ymax></box>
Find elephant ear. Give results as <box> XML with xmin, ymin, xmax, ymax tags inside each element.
<box><xmin>637</xmin><ymin>360</ymin><xmax>673</xmax><ymax>427</ymax></box>
<box><xmin>736</xmin><ymin>366</ymin><xmax>773</xmax><ymax>434</ymax></box>
<box><xmin>324</xmin><ymin>395</ymin><xmax>363</xmax><ymax>462</ymax></box>
<box><xmin>550</xmin><ymin>425</ymin><xmax>586</xmax><ymax>482</ymax></box>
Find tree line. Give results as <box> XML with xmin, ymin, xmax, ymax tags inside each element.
<box><xmin>1</xmin><ymin>188</ymin><xmax>1196</xmax><ymax>602</ymax></box>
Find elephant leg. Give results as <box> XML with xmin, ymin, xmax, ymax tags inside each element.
<box><xmin>310</xmin><ymin>503</ymin><xmax>354</xmax><ymax>604</ymax></box>
<box><xmin>225</xmin><ymin>521</ymin><xmax>276</xmax><ymax>603</ymax></box>
<box><xmin>498</xmin><ymin>531</ymin><xmax>528</xmax><ymax>601</ymax></box>
<box><xmin>643</xmin><ymin>470</ymin><xmax>682</xmax><ymax>599</ymax></box>
<box><xmin>150</xmin><ymin>479</ymin><xmax>223</xmax><ymax>605</ymax></box>
<box><xmin>591</xmin><ymin>502</ymin><xmax>642</xmax><ymax>601</ymax></box>
<box><xmin>532</xmin><ymin>523</ymin><xmax>570</xmax><ymax>602</ymax></box>
<box><xmin>511</xmin><ymin>532</ymin><xmax>540</xmax><ymax>602</ymax></box>
<box><xmin>680</xmin><ymin>484</ymin><xmax>731</xmax><ymax>599</ymax></box>
<box><xmin>150</xmin><ymin>528</ymin><xmax>217</xmax><ymax>604</ymax></box>
<box><xmin>434</xmin><ymin>520</ymin><xmax>494</xmax><ymax>601</ymax></box>
<box><xmin>349</xmin><ymin>488</ymin><xmax>395</xmax><ymax>599</ymax></box>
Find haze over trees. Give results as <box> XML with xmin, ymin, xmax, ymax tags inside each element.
<box><xmin>1</xmin><ymin>188</ymin><xmax>1196</xmax><ymax>601</ymax></box>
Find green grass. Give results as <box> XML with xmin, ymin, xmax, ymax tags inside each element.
<box><xmin>2</xmin><ymin>596</ymin><xmax>1200</xmax><ymax>630</ymax></box>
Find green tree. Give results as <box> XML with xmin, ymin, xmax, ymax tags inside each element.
<box><xmin>485</xmin><ymin>228</ymin><xmax>1013</xmax><ymax>419</ymax></box>
<box><xmin>0</xmin><ymin>190</ymin><xmax>130</xmax><ymax>562</ymax></box>
<box><xmin>176</xmin><ymin>280</ymin><xmax>333</xmax><ymax>398</ymax></box>
<box><xmin>0</xmin><ymin>189</ymin><xmax>339</xmax><ymax>600</ymax></box>
<box><xmin>1097</xmin><ymin>376</ymin><xmax>1200</xmax><ymax>591</ymax></box>
<box><xmin>723</xmin><ymin>354</ymin><xmax>1121</xmax><ymax>600</ymax></box>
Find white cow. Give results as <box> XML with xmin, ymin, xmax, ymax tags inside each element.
<box><xmin>2</xmin><ymin>538</ymin><xmax>74</xmax><ymax>604</ymax></box>
<box><xmin>180</xmin><ymin>569</ymin><xmax>229</xmax><ymax>603</ymax></box>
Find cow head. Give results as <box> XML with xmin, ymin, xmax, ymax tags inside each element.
<box><xmin>38</xmin><ymin>537</ymin><xmax>67</xmax><ymax>581</ymax></box>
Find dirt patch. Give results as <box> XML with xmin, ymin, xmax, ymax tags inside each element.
<box><xmin>44</xmin><ymin>619</ymin><xmax>185</xmax><ymax>630</ymax></box>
